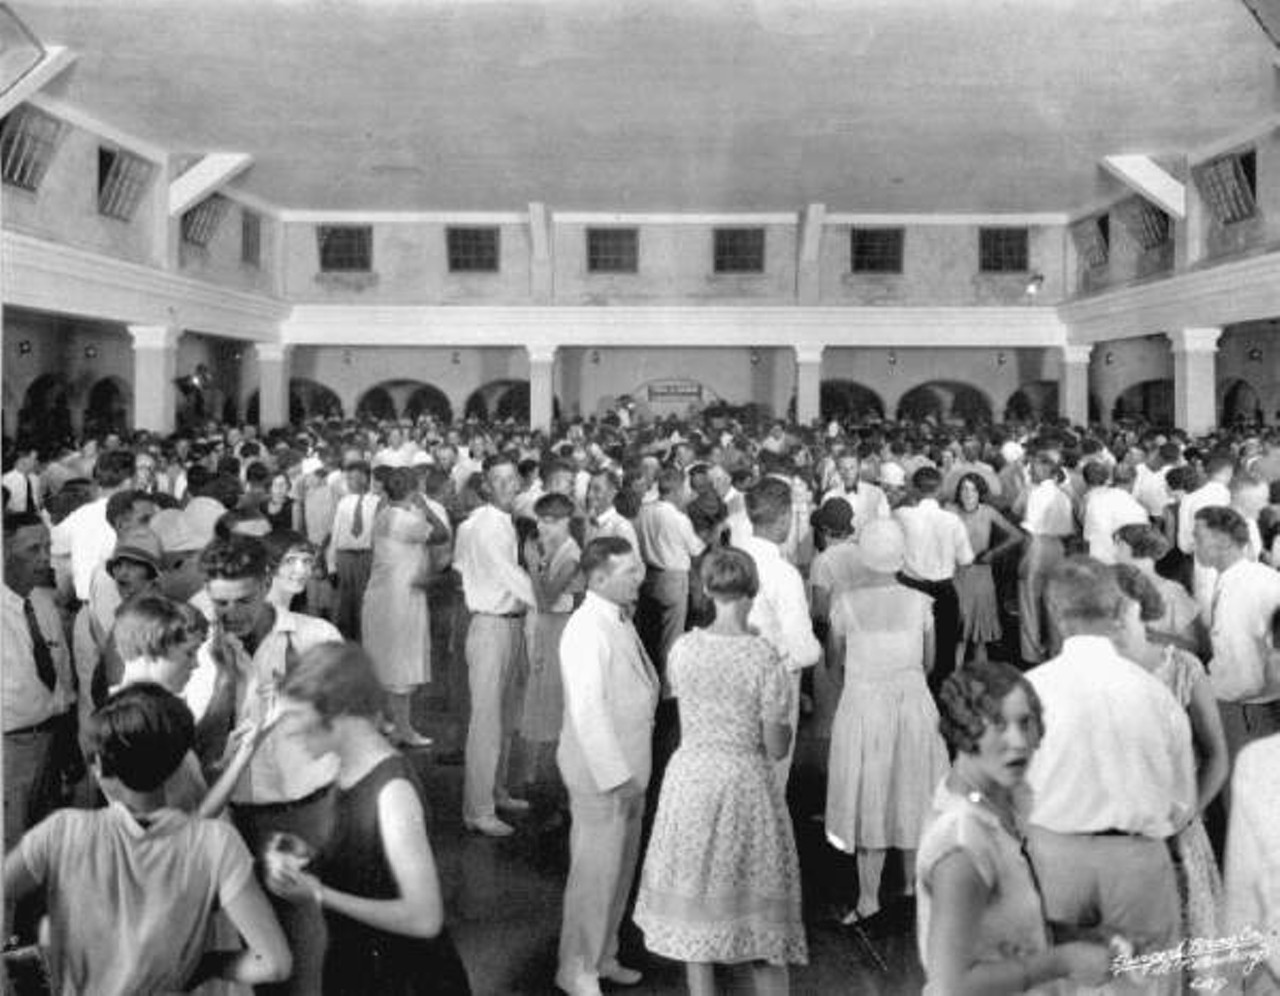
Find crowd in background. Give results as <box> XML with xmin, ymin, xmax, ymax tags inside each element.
<box><xmin>4</xmin><ymin>405</ymin><xmax>1280</xmax><ymax>994</ymax></box>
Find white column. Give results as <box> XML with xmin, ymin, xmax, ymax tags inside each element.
<box><xmin>794</xmin><ymin>344</ymin><xmax>825</xmax><ymax>426</ymax></box>
<box><xmin>1168</xmin><ymin>327</ymin><xmax>1222</xmax><ymax>435</ymax></box>
<box><xmin>527</xmin><ymin>343</ymin><xmax>557</xmax><ymax>432</ymax></box>
<box><xmin>797</xmin><ymin>202</ymin><xmax>825</xmax><ymax>304</ymax></box>
<box><xmin>129</xmin><ymin>324</ymin><xmax>181</xmax><ymax>434</ymax></box>
<box><xmin>1059</xmin><ymin>344</ymin><xmax>1092</xmax><ymax>426</ymax></box>
<box><xmin>255</xmin><ymin>343</ymin><xmax>292</xmax><ymax>430</ymax></box>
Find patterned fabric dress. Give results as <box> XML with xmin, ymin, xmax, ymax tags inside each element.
<box><xmin>825</xmin><ymin>584</ymin><xmax>949</xmax><ymax>850</ymax></box>
<box><xmin>634</xmin><ymin>630</ymin><xmax>808</xmax><ymax>966</ymax></box>
<box><xmin>1151</xmin><ymin>643</ymin><xmax>1224</xmax><ymax>987</ymax></box>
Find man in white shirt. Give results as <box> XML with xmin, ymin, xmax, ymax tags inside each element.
<box><xmin>325</xmin><ymin>460</ymin><xmax>378</xmax><ymax>640</ymax></box>
<box><xmin>187</xmin><ymin>534</ymin><xmax>341</xmax><ymax>996</ymax></box>
<box><xmin>1026</xmin><ymin>558</ymin><xmax>1194</xmax><ymax>996</ymax></box>
<box><xmin>895</xmin><ymin>466</ymin><xmax>973</xmax><ymax>688</ymax></box>
<box><xmin>3</xmin><ymin>512</ymin><xmax>76</xmax><ymax>857</ymax></box>
<box><xmin>1224</xmin><ymin>732</ymin><xmax>1280</xmax><ymax>992</ymax></box>
<box><xmin>583</xmin><ymin>469</ymin><xmax>638</xmax><ymax>552</ymax></box>
<box><xmin>635</xmin><ymin>466</ymin><xmax>705</xmax><ymax>671</ymax></box>
<box><xmin>555</xmin><ymin>537</ymin><xmax>657</xmax><ymax>996</ymax></box>
<box><xmin>1017</xmin><ymin>453</ymin><xmax>1075</xmax><ymax>664</ymax></box>
<box><xmin>453</xmin><ymin>454</ymin><xmax>538</xmax><ymax>837</ymax></box>
<box><xmin>2</xmin><ymin>445</ymin><xmax>42</xmax><ymax>515</ymax></box>
<box><xmin>50</xmin><ymin>449</ymin><xmax>136</xmax><ymax>605</ymax></box>
<box><xmin>825</xmin><ymin>452</ymin><xmax>890</xmax><ymax>537</ymax></box>
<box><xmin>1194</xmin><ymin>506</ymin><xmax>1280</xmax><ymax>791</ymax></box>
<box><xmin>1080</xmin><ymin>461</ymin><xmax>1148</xmax><ymax>564</ymax></box>
<box><xmin>736</xmin><ymin>478</ymin><xmax>821</xmax><ymax>789</ymax></box>
<box><xmin>1179</xmin><ymin>451</ymin><xmax>1234</xmax><ymax>617</ymax></box>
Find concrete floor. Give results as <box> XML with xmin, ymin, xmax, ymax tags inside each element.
<box><xmin>411</xmin><ymin>712</ymin><xmax>927</xmax><ymax>996</ymax></box>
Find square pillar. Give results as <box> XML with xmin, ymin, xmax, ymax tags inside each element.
<box><xmin>129</xmin><ymin>324</ymin><xmax>181</xmax><ymax>434</ymax></box>
<box><xmin>527</xmin><ymin>343</ymin><xmax>557</xmax><ymax>432</ymax></box>
<box><xmin>1059</xmin><ymin>344</ymin><xmax>1092</xmax><ymax>426</ymax></box>
<box><xmin>1168</xmin><ymin>327</ymin><xmax>1222</xmax><ymax>435</ymax></box>
<box><xmin>255</xmin><ymin>343</ymin><xmax>292</xmax><ymax>431</ymax></box>
<box><xmin>794</xmin><ymin>344</ymin><xmax>825</xmax><ymax>426</ymax></box>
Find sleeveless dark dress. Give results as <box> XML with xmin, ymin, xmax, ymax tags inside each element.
<box><xmin>314</xmin><ymin>754</ymin><xmax>471</xmax><ymax>996</ymax></box>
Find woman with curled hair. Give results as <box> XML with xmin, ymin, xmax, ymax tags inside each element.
<box><xmin>266</xmin><ymin>641</ymin><xmax>471</xmax><ymax>995</ymax></box>
<box><xmin>263</xmin><ymin>530</ymin><xmax>320</xmax><ymax>615</ymax></box>
<box><xmin>917</xmin><ymin>661</ymin><xmax>1111</xmax><ymax>994</ymax></box>
<box><xmin>635</xmin><ymin>547</ymin><xmax>806</xmax><ymax>995</ymax></box>
<box><xmin>1110</xmin><ymin>563</ymin><xmax>1226</xmax><ymax>983</ymax></box>
<box><xmin>1113</xmin><ymin>522</ymin><xmax>1204</xmax><ymax>654</ymax></box>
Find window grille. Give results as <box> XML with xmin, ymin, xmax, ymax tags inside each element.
<box><xmin>1124</xmin><ymin>198</ymin><xmax>1170</xmax><ymax>251</ymax></box>
<box><xmin>978</xmin><ymin>227</ymin><xmax>1029</xmax><ymax>273</ymax></box>
<box><xmin>241</xmin><ymin>210</ymin><xmax>262</xmax><ymax>266</ymax></box>
<box><xmin>587</xmin><ymin>228</ymin><xmax>639</xmax><ymax>273</ymax></box>
<box><xmin>447</xmin><ymin>226</ymin><xmax>500</xmax><ymax>272</ymax></box>
<box><xmin>851</xmin><ymin>227</ymin><xmax>905</xmax><ymax>273</ymax></box>
<box><xmin>713</xmin><ymin>228</ymin><xmax>765</xmax><ymax>273</ymax></box>
<box><xmin>0</xmin><ymin>104</ymin><xmax>62</xmax><ymax>192</ymax></box>
<box><xmin>317</xmin><ymin>225</ymin><xmax>372</xmax><ymax>272</ymax></box>
<box><xmin>180</xmin><ymin>194</ymin><xmax>229</xmax><ymax>248</ymax></box>
<box><xmin>1194</xmin><ymin>150</ymin><xmax>1257</xmax><ymax>225</ymax></box>
<box><xmin>97</xmin><ymin>146</ymin><xmax>155</xmax><ymax>221</ymax></box>
<box><xmin>1071</xmin><ymin>215</ymin><xmax>1109</xmax><ymax>268</ymax></box>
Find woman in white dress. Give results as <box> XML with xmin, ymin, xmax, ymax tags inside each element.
<box><xmin>825</xmin><ymin>518</ymin><xmax>949</xmax><ymax>925</ymax></box>
<box><xmin>361</xmin><ymin>467</ymin><xmax>449</xmax><ymax>747</ymax></box>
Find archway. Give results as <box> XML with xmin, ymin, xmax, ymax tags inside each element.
<box><xmin>820</xmin><ymin>380</ymin><xmax>885</xmax><ymax>421</ymax></box>
<box><xmin>83</xmin><ymin>376</ymin><xmax>131</xmax><ymax>437</ymax></box>
<box><xmin>896</xmin><ymin>381</ymin><xmax>993</xmax><ymax>424</ymax></box>
<box><xmin>463</xmin><ymin>379</ymin><xmax>561</xmax><ymax>424</ymax></box>
<box><xmin>291</xmin><ymin>378</ymin><xmax>343</xmax><ymax>422</ymax></box>
<box><xmin>1112</xmin><ymin>378</ymin><xmax>1174</xmax><ymax>425</ymax></box>
<box><xmin>404</xmin><ymin>384</ymin><xmax>452</xmax><ymax>424</ymax></box>
<box><xmin>355</xmin><ymin>385</ymin><xmax>396</xmax><ymax>422</ymax></box>
<box><xmin>1004</xmin><ymin>380</ymin><xmax>1058</xmax><ymax>422</ymax></box>
<box><xmin>19</xmin><ymin>373</ymin><xmax>73</xmax><ymax>445</ymax></box>
<box><xmin>1221</xmin><ymin>378</ymin><xmax>1262</xmax><ymax>427</ymax></box>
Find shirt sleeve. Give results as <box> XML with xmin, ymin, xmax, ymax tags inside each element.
<box><xmin>758</xmin><ymin>643</ymin><xmax>791</xmax><ymax>726</ymax></box>
<box><xmin>16</xmin><ymin>810</ymin><xmax>65</xmax><ymax>884</ymax></box>
<box><xmin>208</xmin><ymin>819</ymin><xmax>257</xmax><ymax>907</ymax></box>
<box><xmin>918</xmin><ymin>807</ymin><xmax>998</xmax><ymax>893</ymax></box>
<box><xmin>774</xmin><ymin>568</ymin><xmax>821</xmax><ymax>671</ymax></box>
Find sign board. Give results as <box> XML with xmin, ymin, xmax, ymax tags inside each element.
<box><xmin>647</xmin><ymin>381</ymin><xmax>703</xmax><ymax>401</ymax></box>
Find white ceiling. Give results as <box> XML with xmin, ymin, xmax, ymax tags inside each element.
<box><xmin>17</xmin><ymin>0</ymin><xmax>1280</xmax><ymax>213</ymax></box>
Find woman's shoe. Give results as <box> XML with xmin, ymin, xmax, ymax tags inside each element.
<box><xmin>390</xmin><ymin>730</ymin><xmax>433</xmax><ymax>749</ymax></box>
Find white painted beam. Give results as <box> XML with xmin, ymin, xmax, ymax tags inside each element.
<box><xmin>0</xmin><ymin>45</ymin><xmax>76</xmax><ymax>119</ymax></box>
<box><xmin>169</xmin><ymin>152</ymin><xmax>253</xmax><ymax>216</ymax></box>
<box><xmin>1101</xmin><ymin>155</ymin><xmax>1185</xmax><ymax>219</ymax></box>
<box><xmin>800</xmin><ymin>203</ymin><xmax>825</xmax><ymax>263</ymax></box>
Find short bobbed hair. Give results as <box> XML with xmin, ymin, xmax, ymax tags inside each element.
<box><xmin>278</xmin><ymin>640</ymin><xmax>385</xmax><ymax>721</ymax></box>
<box><xmin>700</xmin><ymin>547</ymin><xmax>759</xmax><ymax>600</ymax></box>
<box><xmin>1113</xmin><ymin>522</ymin><xmax>1170</xmax><ymax>562</ymax></box>
<box><xmin>938</xmin><ymin>659</ymin><xmax>1044</xmax><ymax>756</ymax></box>
<box><xmin>1111</xmin><ymin>562</ymin><xmax>1165</xmax><ymax>623</ymax></box>
<box><xmin>953</xmin><ymin>472</ymin><xmax>989</xmax><ymax>504</ymax></box>
<box><xmin>86</xmin><ymin>683</ymin><xmax>194</xmax><ymax>792</ymax></box>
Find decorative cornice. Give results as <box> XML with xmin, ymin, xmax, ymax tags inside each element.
<box><xmin>280</xmin><ymin>304</ymin><xmax>1068</xmax><ymax>349</ymax></box>
<box><xmin>1061</xmin><ymin>344</ymin><xmax>1094</xmax><ymax>364</ymax></box>
<box><xmin>1167</xmin><ymin>327</ymin><xmax>1223</xmax><ymax>354</ymax></box>
<box><xmin>1059</xmin><ymin>250</ymin><xmax>1280</xmax><ymax>344</ymax></box>
<box><xmin>794</xmin><ymin>343</ymin><xmax>826</xmax><ymax>364</ymax></box>
<box><xmin>254</xmin><ymin>343</ymin><xmax>293</xmax><ymax>363</ymax></box>
<box><xmin>3</xmin><ymin>230</ymin><xmax>289</xmax><ymax>340</ymax></box>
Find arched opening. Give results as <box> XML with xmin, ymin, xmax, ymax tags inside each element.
<box><xmin>896</xmin><ymin>381</ymin><xmax>993</xmax><ymax>424</ymax></box>
<box><xmin>404</xmin><ymin>384</ymin><xmax>452</xmax><ymax>424</ymax></box>
<box><xmin>356</xmin><ymin>385</ymin><xmax>397</xmax><ymax>422</ymax></box>
<box><xmin>820</xmin><ymin>380</ymin><xmax>885</xmax><ymax>421</ymax></box>
<box><xmin>1112</xmin><ymin>378</ymin><xmax>1174</xmax><ymax>425</ymax></box>
<box><xmin>1221</xmin><ymin>378</ymin><xmax>1262</xmax><ymax>427</ymax></box>
<box><xmin>463</xmin><ymin>379</ymin><xmax>561</xmax><ymax>424</ymax></box>
<box><xmin>1004</xmin><ymin>380</ymin><xmax>1058</xmax><ymax>422</ymax></box>
<box><xmin>83</xmin><ymin>376</ymin><xmax>131</xmax><ymax>438</ymax></box>
<box><xmin>19</xmin><ymin>373</ymin><xmax>73</xmax><ymax>445</ymax></box>
<box><xmin>291</xmin><ymin>378</ymin><xmax>344</xmax><ymax>423</ymax></box>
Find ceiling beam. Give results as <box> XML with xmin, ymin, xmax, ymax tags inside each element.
<box><xmin>1101</xmin><ymin>155</ymin><xmax>1185</xmax><ymax>219</ymax></box>
<box><xmin>169</xmin><ymin>153</ymin><xmax>253</xmax><ymax>216</ymax></box>
<box><xmin>0</xmin><ymin>45</ymin><xmax>76</xmax><ymax>119</ymax></box>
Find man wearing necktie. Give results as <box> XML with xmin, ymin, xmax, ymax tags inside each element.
<box><xmin>326</xmin><ymin>460</ymin><xmax>377</xmax><ymax>640</ymax></box>
<box><xmin>2</xmin><ymin>511</ymin><xmax>74</xmax><ymax>862</ymax></box>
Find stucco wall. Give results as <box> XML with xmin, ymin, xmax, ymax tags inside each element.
<box><xmin>178</xmin><ymin>202</ymin><xmax>278</xmax><ymax>295</ymax></box>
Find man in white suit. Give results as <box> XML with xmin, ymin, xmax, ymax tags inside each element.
<box><xmin>556</xmin><ymin>536</ymin><xmax>658</xmax><ymax>996</ymax></box>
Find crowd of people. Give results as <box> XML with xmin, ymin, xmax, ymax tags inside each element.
<box><xmin>4</xmin><ymin>406</ymin><xmax>1280</xmax><ymax>994</ymax></box>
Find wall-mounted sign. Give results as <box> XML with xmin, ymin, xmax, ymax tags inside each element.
<box><xmin>647</xmin><ymin>381</ymin><xmax>703</xmax><ymax>401</ymax></box>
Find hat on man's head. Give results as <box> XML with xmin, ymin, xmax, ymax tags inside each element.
<box><xmin>879</xmin><ymin>463</ymin><xmax>907</xmax><ymax>489</ymax></box>
<box><xmin>858</xmin><ymin>518</ymin><xmax>905</xmax><ymax>574</ymax></box>
<box><xmin>107</xmin><ymin>527</ymin><xmax>163</xmax><ymax>577</ymax></box>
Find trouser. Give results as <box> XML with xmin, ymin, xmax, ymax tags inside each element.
<box><xmin>897</xmin><ymin>574</ymin><xmax>960</xmax><ymax>692</ymax></box>
<box><xmin>637</xmin><ymin>568</ymin><xmax>688</xmax><ymax>673</ymax></box>
<box><xmin>462</xmin><ymin>614</ymin><xmax>526</xmax><ymax>822</ymax></box>
<box><xmin>3</xmin><ymin>718</ymin><xmax>65</xmax><ymax>940</ymax></box>
<box><xmin>1027</xmin><ymin>827</ymin><xmax>1181</xmax><ymax>996</ymax></box>
<box><xmin>1018</xmin><ymin>535</ymin><xmax>1065</xmax><ymax>666</ymax></box>
<box><xmin>231</xmin><ymin>789</ymin><xmax>334</xmax><ymax>996</ymax></box>
<box><xmin>772</xmin><ymin>670</ymin><xmax>803</xmax><ymax>793</ymax></box>
<box><xmin>334</xmin><ymin>549</ymin><xmax>373</xmax><ymax>640</ymax></box>
<box><xmin>557</xmin><ymin>785</ymin><xmax>646</xmax><ymax>988</ymax></box>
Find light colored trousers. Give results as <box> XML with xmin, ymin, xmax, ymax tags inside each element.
<box><xmin>772</xmin><ymin>670</ymin><xmax>802</xmax><ymax>793</ymax></box>
<box><xmin>1018</xmin><ymin>535</ymin><xmax>1064</xmax><ymax>664</ymax></box>
<box><xmin>558</xmin><ymin>786</ymin><xmax>646</xmax><ymax>987</ymax></box>
<box><xmin>463</xmin><ymin>614</ymin><xmax>526</xmax><ymax>822</ymax></box>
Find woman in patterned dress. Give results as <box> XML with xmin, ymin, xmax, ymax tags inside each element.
<box><xmin>1112</xmin><ymin>563</ymin><xmax>1228</xmax><ymax>990</ymax></box>
<box><xmin>634</xmin><ymin>548</ymin><xmax>807</xmax><ymax>996</ymax></box>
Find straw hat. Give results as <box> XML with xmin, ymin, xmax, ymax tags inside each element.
<box><xmin>859</xmin><ymin>518</ymin><xmax>906</xmax><ymax>574</ymax></box>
